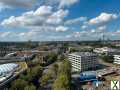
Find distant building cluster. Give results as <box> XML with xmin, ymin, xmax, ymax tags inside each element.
<box><xmin>93</xmin><ymin>47</ymin><xmax>120</xmax><ymax>55</ymax></box>
<box><xmin>93</xmin><ymin>47</ymin><xmax>120</xmax><ymax>65</ymax></box>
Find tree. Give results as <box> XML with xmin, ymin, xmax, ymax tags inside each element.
<box><xmin>10</xmin><ymin>79</ymin><xmax>28</xmax><ymax>90</ymax></box>
<box><xmin>69</xmin><ymin>48</ymin><xmax>79</xmax><ymax>53</ymax></box>
<box><xmin>19</xmin><ymin>74</ymin><xmax>29</xmax><ymax>81</ymax></box>
<box><xmin>58</xmin><ymin>60</ymin><xmax>71</xmax><ymax>80</ymax></box>
<box><xmin>101</xmin><ymin>55</ymin><xmax>114</xmax><ymax>63</ymax></box>
<box><xmin>25</xmin><ymin>40</ymin><xmax>33</xmax><ymax>49</ymax></box>
<box><xmin>36</xmin><ymin>53</ymin><xmax>45</xmax><ymax>65</ymax></box>
<box><xmin>24</xmin><ymin>84</ymin><xmax>36</xmax><ymax>90</ymax></box>
<box><xmin>52</xmin><ymin>60</ymin><xmax>71</xmax><ymax>90</ymax></box>
<box><xmin>46</xmin><ymin>53</ymin><xmax>57</xmax><ymax>64</ymax></box>
<box><xmin>53</xmin><ymin>74</ymin><xmax>70</xmax><ymax>90</ymax></box>
<box><xmin>27</xmin><ymin>66</ymin><xmax>43</xmax><ymax>82</ymax></box>
<box><xmin>39</xmin><ymin>74</ymin><xmax>51</xmax><ymax>88</ymax></box>
<box><xmin>50</xmin><ymin>64</ymin><xmax>59</xmax><ymax>78</ymax></box>
<box><xmin>27</xmin><ymin>60</ymin><xmax>42</xmax><ymax>68</ymax></box>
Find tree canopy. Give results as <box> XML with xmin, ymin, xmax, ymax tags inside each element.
<box><xmin>53</xmin><ymin>74</ymin><xmax>70</xmax><ymax>90</ymax></box>
<box><xmin>24</xmin><ymin>84</ymin><xmax>36</xmax><ymax>90</ymax></box>
<box><xmin>10</xmin><ymin>79</ymin><xmax>28</xmax><ymax>90</ymax></box>
<box><xmin>53</xmin><ymin>60</ymin><xmax>71</xmax><ymax>90</ymax></box>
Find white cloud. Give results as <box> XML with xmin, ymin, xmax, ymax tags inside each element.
<box><xmin>1</xmin><ymin>6</ymin><xmax>70</xmax><ymax>41</ymax></box>
<box><xmin>51</xmin><ymin>9</ymin><xmax>68</xmax><ymax>18</ymax></box>
<box><xmin>66</xmin><ymin>35</ymin><xmax>72</xmax><ymax>38</ymax></box>
<box><xmin>91</xmin><ymin>29</ymin><xmax>96</xmax><ymax>33</ymax></box>
<box><xmin>56</xmin><ymin>26</ymin><xmax>68</xmax><ymax>32</ymax></box>
<box><xmin>19</xmin><ymin>30</ymin><xmax>40</xmax><ymax>38</ymax></box>
<box><xmin>0</xmin><ymin>31</ymin><xmax>41</xmax><ymax>41</ymax></box>
<box><xmin>1</xmin><ymin>6</ymin><xmax>68</xmax><ymax>28</ymax></box>
<box><xmin>67</xmin><ymin>26</ymin><xmax>107</xmax><ymax>39</ymax></box>
<box><xmin>59</xmin><ymin>0</ymin><xmax>79</xmax><ymax>8</ymax></box>
<box><xmin>34</xmin><ymin>6</ymin><xmax>52</xmax><ymax>16</ymax></box>
<box><xmin>65</xmin><ymin>17</ymin><xmax>87</xmax><ymax>25</ymax></box>
<box><xmin>0</xmin><ymin>3</ymin><xmax>10</xmax><ymax>12</ymax></box>
<box><xmin>97</xmin><ymin>26</ymin><xmax>106</xmax><ymax>31</ymax></box>
<box><xmin>116</xmin><ymin>30</ymin><xmax>120</xmax><ymax>34</ymax></box>
<box><xmin>0</xmin><ymin>0</ymin><xmax>79</xmax><ymax>12</ymax></box>
<box><xmin>81</xmin><ymin>25</ymin><xmax>88</xmax><ymax>29</ymax></box>
<box><xmin>0</xmin><ymin>0</ymin><xmax>36</xmax><ymax>8</ymax></box>
<box><xmin>89</xmin><ymin>26</ymin><xmax>106</xmax><ymax>34</ymax></box>
<box><xmin>19</xmin><ymin>32</ymin><xmax>25</xmax><ymax>36</ymax></box>
<box><xmin>46</xmin><ymin>9</ymin><xmax>69</xmax><ymax>24</ymax></box>
<box><xmin>89</xmin><ymin>13</ymin><xmax>118</xmax><ymax>25</ymax></box>
<box><xmin>65</xmin><ymin>31</ymin><xmax>90</xmax><ymax>40</ymax></box>
<box><xmin>113</xmin><ymin>29</ymin><xmax>120</xmax><ymax>35</ymax></box>
<box><xmin>32</xmin><ymin>0</ymin><xmax>79</xmax><ymax>9</ymax></box>
<box><xmin>0</xmin><ymin>32</ymin><xmax>11</xmax><ymax>38</ymax></box>
<box><xmin>74</xmin><ymin>32</ymin><xmax>81</xmax><ymax>37</ymax></box>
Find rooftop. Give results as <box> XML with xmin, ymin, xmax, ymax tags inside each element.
<box><xmin>0</xmin><ymin>63</ymin><xmax>19</xmax><ymax>76</ymax></box>
<box><xmin>80</xmin><ymin>71</ymin><xmax>96</xmax><ymax>76</ymax></box>
<box><xmin>95</xmin><ymin>47</ymin><xmax>120</xmax><ymax>52</ymax></box>
<box><xmin>69</xmin><ymin>52</ymin><xmax>97</xmax><ymax>56</ymax></box>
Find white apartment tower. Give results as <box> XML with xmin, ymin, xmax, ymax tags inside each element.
<box><xmin>68</xmin><ymin>52</ymin><xmax>98</xmax><ymax>72</ymax></box>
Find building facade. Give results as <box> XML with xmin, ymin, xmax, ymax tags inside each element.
<box><xmin>93</xmin><ymin>47</ymin><xmax>120</xmax><ymax>56</ymax></box>
<box><xmin>68</xmin><ymin>52</ymin><xmax>98</xmax><ymax>72</ymax></box>
<box><xmin>114</xmin><ymin>55</ymin><xmax>120</xmax><ymax>64</ymax></box>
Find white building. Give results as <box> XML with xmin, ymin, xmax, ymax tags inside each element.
<box><xmin>114</xmin><ymin>55</ymin><xmax>120</xmax><ymax>64</ymax></box>
<box><xmin>0</xmin><ymin>63</ymin><xmax>19</xmax><ymax>82</ymax></box>
<box><xmin>68</xmin><ymin>52</ymin><xmax>98</xmax><ymax>72</ymax></box>
<box><xmin>93</xmin><ymin>47</ymin><xmax>120</xmax><ymax>55</ymax></box>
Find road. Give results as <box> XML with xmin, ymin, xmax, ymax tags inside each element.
<box><xmin>99</xmin><ymin>59</ymin><xmax>117</xmax><ymax>67</ymax></box>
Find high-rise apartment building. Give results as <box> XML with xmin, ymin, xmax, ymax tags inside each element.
<box><xmin>68</xmin><ymin>52</ymin><xmax>98</xmax><ymax>72</ymax></box>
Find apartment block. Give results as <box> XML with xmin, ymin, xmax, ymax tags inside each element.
<box><xmin>68</xmin><ymin>52</ymin><xmax>98</xmax><ymax>72</ymax></box>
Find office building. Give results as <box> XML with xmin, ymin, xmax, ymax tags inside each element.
<box><xmin>68</xmin><ymin>52</ymin><xmax>98</xmax><ymax>72</ymax></box>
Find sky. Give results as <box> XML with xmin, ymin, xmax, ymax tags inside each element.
<box><xmin>0</xmin><ymin>0</ymin><xmax>120</xmax><ymax>41</ymax></box>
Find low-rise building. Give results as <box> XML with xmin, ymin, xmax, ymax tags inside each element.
<box><xmin>0</xmin><ymin>63</ymin><xmax>19</xmax><ymax>83</ymax></box>
<box><xmin>93</xmin><ymin>47</ymin><xmax>120</xmax><ymax>55</ymax></box>
<box><xmin>114</xmin><ymin>55</ymin><xmax>120</xmax><ymax>64</ymax></box>
<box><xmin>68</xmin><ymin>52</ymin><xmax>98</xmax><ymax>72</ymax></box>
<box><xmin>79</xmin><ymin>71</ymin><xmax>97</xmax><ymax>81</ymax></box>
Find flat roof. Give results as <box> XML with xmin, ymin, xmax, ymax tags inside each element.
<box><xmin>80</xmin><ymin>71</ymin><xmax>96</xmax><ymax>76</ymax></box>
<box><xmin>69</xmin><ymin>52</ymin><xmax>97</xmax><ymax>56</ymax></box>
